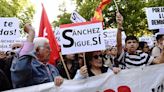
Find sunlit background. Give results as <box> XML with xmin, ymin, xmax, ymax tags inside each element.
<box><xmin>30</xmin><ymin>0</ymin><xmax>76</xmax><ymax>34</ymax></box>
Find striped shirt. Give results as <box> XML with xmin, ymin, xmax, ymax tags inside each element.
<box><xmin>117</xmin><ymin>50</ymin><xmax>154</xmax><ymax>69</ymax></box>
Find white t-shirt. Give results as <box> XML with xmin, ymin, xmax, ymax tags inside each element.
<box><xmin>151</xmin><ymin>46</ymin><xmax>161</xmax><ymax>58</ymax></box>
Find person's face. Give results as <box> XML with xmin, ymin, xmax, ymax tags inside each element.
<box><xmin>158</xmin><ymin>36</ymin><xmax>164</xmax><ymax>45</ymax></box>
<box><xmin>66</xmin><ymin>54</ymin><xmax>75</xmax><ymax>60</ymax></box>
<box><xmin>12</xmin><ymin>43</ymin><xmax>22</xmax><ymax>50</ymax></box>
<box><xmin>106</xmin><ymin>49</ymin><xmax>111</xmax><ymax>55</ymax></box>
<box><xmin>37</xmin><ymin>42</ymin><xmax>51</xmax><ymax>62</ymax></box>
<box><xmin>91</xmin><ymin>51</ymin><xmax>103</xmax><ymax>68</ymax></box>
<box><xmin>143</xmin><ymin>43</ymin><xmax>149</xmax><ymax>53</ymax></box>
<box><xmin>110</xmin><ymin>47</ymin><xmax>117</xmax><ymax>56</ymax></box>
<box><xmin>125</xmin><ymin>40</ymin><xmax>139</xmax><ymax>53</ymax></box>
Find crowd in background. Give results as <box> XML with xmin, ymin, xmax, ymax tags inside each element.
<box><xmin>0</xmin><ymin>12</ymin><xmax>164</xmax><ymax>91</ymax></box>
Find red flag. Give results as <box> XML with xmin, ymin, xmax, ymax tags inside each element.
<box><xmin>99</xmin><ymin>0</ymin><xmax>111</xmax><ymax>10</ymax></box>
<box><xmin>92</xmin><ymin>0</ymin><xmax>111</xmax><ymax>21</ymax></box>
<box><xmin>39</xmin><ymin>4</ymin><xmax>60</xmax><ymax>65</ymax></box>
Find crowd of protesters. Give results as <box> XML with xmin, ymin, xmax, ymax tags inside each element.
<box><xmin>0</xmin><ymin>12</ymin><xmax>164</xmax><ymax>91</ymax></box>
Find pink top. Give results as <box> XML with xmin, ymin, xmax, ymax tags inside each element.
<box><xmin>19</xmin><ymin>41</ymin><xmax>34</xmax><ymax>56</ymax></box>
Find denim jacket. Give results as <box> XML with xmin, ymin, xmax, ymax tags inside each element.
<box><xmin>11</xmin><ymin>52</ymin><xmax>59</xmax><ymax>88</ymax></box>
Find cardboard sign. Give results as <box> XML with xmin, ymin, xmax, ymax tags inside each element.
<box><xmin>145</xmin><ymin>7</ymin><xmax>164</xmax><ymax>29</ymax></box>
<box><xmin>70</xmin><ymin>11</ymin><xmax>86</xmax><ymax>23</ymax></box>
<box><xmin>60</xmin><ymin>21</ymin><xmax>105</xmax><ymax>55</ymax></box>
<box><xmin>103</xmin><ymin>29</ymin><xmax>126</xmax><ymax>47</ymax></box>
<box><xmin>0</xmin><ymin>18</ymin><xmax>21</xmax><ymax>51</ymax></box>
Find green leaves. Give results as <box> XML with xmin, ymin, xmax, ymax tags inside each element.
<box><xmin>0</xmin><ymin>0</ymin><xmax>35</xmax><ymax>27</ymax></box>
<box><xmin>54</xmin><ymin>0</ymin><xmax>164</xmax><ymax>36</ymax></box>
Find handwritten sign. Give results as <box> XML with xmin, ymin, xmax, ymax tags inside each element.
<box><xmin>0</xmin><ymin>18</ymin><xmax>20</xmax><ymax>51</ymax></box>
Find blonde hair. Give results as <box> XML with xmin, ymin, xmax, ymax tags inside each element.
<box><xmin>33</xmin><ymin>37</ymin><xmax>49</xmax><ymax>50</ymax></box>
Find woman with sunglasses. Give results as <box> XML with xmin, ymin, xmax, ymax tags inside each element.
<box><xmin>74</xmin><ymin>51</ymin><xmax>120</xmax><ymax>80</ymax></box>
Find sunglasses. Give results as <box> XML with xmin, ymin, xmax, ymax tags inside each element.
<box><xmin>6</xmin><ymin>51</ymin><xmax>15</xmax><ymax>56</ymax></box>
<box><xmin>12</xmin><ymin>46</ymin><xmax>21</xmax><ymax>50</ymax></box>
<box><xmin>93</xmin><ymin>54</ymin><xmax>103</xmax><ymax>59</ymax></box>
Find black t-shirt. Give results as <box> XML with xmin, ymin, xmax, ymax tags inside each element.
<box><xmin>56</xmin><ymin>60</ymin><xmax>80</xmax><ymax>79</ymax></box>
<box><xmin>0</xmin><ymin>69</ymin><xmax>11</xmax><ymax>91</ymax></box>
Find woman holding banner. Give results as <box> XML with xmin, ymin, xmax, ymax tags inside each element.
<box><xmin>73</xmin><ymin>51</ymin><xmax>120</xmax><ymax>80</ymax></box>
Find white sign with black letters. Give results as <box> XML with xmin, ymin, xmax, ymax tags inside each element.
<box><xmin>0</xmin><ymin>18</ymin><xmax>20</xmax><ymax>51</ymax></box>
<box><xmin>103</xmin><ymin>29</ymin><xmax>126</xmax><ymax>47</ymax></box>
<box><xmin>70</xmin><ymin>11</ymin><xmax>86</xmax><ymax>23</ymax></box>
<box><xmin>145</xmin><ymin>7</ymin><xmax>164</xmax><ymax>29</ymax></box>
<box><xmin>60</xmin><ymin>21</ymin><xmax>105</xmax><ymax>55</ymax></box>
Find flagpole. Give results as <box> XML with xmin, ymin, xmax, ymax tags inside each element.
<box><xmin>59</xmin><ymin>52</ymin><xmax>71</xmax><ymax>80</ymax></box>
<box><xmin>113</xmin><ymin>0</ymin><xmax>119</xmax><ymax>12</ymax></box>
<box><xmin>83</xmin><ymin>53</ymin><xmax>86</xmax><ymax>66</ymax></box>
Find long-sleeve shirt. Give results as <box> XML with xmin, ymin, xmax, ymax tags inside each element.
<box><xmin>11</xmin><ymin>41</ymin><xmax>60</xmax><ymax>88</ymax></box>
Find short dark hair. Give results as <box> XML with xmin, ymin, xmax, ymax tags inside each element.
<box><xmin>125</xmin><ymin>35</ymin><xmax>139</xmax><ymax>43</ymax></box>
<box><xmin>156</xmin><ymin>34</ymin><xmax>164</xmax><ymax>41</ymax></box>
<box><xmin>138</xmin><ymin>41</ymin><xmax>147</xmax><ymax>50</ymax></box>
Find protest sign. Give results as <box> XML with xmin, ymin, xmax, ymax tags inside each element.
<box><xmin>6</xmin><ymin>64</ymin><xmax>164</xmax><ymax>92</ymax></box>
<box><xmin>60</xmin><ymin>21</ymin><xmax>105</xmax><ymax>55</ymax></box>
<box><xmin>159</xmin><ymin>28</ymin><xmax>164</xmax><ymax>34</ymax></box>
<box><xmin>70</xmin><ymin>11</ymin><xmax>86</xmax><ymax>23</ymax></box>
<box><xmin>145</xmin><ymin>7</ymin><xmax>164</xmax><ymax>29</ymax></box>
<box><xmin>0</xmin><ymin>18</ymin><xmax>20</xmax><ymax>51</ymax></box>
<box><xmin>103</xmin><ymin>29</ymin><xmax>126</xmax><ymax>47</ymax></box>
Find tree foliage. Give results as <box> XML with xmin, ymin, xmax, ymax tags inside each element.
<box><xmin>0</xmin><ymin>0</ymin><xmax>35</xmax><ymax>27</ymax></box>
<box><xmin>52</xmin><ymin>13</ymin><xmax>72</xmax><ymax>27</ymax></box>
<box><xmin>54</xmin><ymin>0</ymin><xmax>164</xmax><ymax>36</ymax></box>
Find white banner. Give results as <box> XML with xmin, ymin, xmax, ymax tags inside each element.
<box><xmin>5</xmin><ymin>64</ymin><xmax>164</xmax><ymax>92</ymax></box>
<box><xmin>103</xmin><ymin>29</ymin><xmax>126</xmax><ymax>47</ymax></box>
<box><xmin>145</xmin><ymin>7</ymin><xmax>164</xmax><ymax>29</ymax></box>
<box><xmin>0</xmin><ymin>18</ymin><xmax>21</xmax><ymax>51</ymax></box>
<box><xmin>60</xmin><ymin>21</ymin><xmax>105</xmax><ymax>55</ymax></box>
<box><xmin>70</xmin><ymin>11</ymin><xmax>86</xmax><ymax>23</ymax></box>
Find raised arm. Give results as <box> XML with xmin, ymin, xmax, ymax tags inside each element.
<box><xmin>19</xmin><ymin>23</ymin><xmax>35</xmax><ymax>56</ymax></box>
<box><xmin>116</xmin><ymin>12</ymin><xmax>123</xmax><ymax>55</ymax></box>
<box><xmin>24</xmin><ymin>23</ymin><xmax>35</xmax><ymax>43</ymax></box>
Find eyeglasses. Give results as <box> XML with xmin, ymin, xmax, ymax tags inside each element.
<box><xmin>6</xmin><ymin>51</ymin><xmax>15</xmax><ymax>56</ymax></box>
<box><xmin>93</xmin><ymin>54</ymin><xmax>103</xmax><ymax>59</ymax></box>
